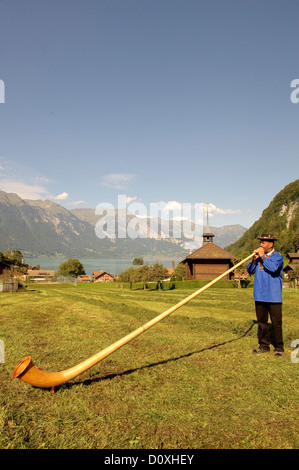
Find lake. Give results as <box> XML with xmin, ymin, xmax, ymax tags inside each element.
<box><xmin>24</xmin><ymin>258</ymin><xmax>182</xmax><ymax>276</ymax></box>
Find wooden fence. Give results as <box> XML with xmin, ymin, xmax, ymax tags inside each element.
<box><xmin>0</xmin><ymin>281</ymin><xmax>18</xmax><ymax>292</ymax></box>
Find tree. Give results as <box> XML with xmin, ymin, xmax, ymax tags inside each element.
<box><xmin>3</xmin><ymin>249</ymin><xmax>26</xmax><ymax>267</ymax></box>
<box><xmin>118</xmin><ymin>262</ymin><xmax>169</xmax><ymax>290</ymax></box>
<box><xmin>133</xmin><ymin>264</ymin><xmax>151</xmax><ymax>290</ymax></box>
<box><xmin>288</xmin><ymin>266</ymin><xmax>299</xmax><ymax>291</ymax></box>
<box><xmin>149</xmin><ymin>262</ymin><xmax>169</xmax><ymax>290</ymax></box>
<box><xmin>118</xmin><ymin>266</ymin><xmax>136</xmax><ymax>289</ymax></box>
<box><xmin>133</xmin><ymin>257</ymin><xmax>144</xmax><ymax>265</ymax></box>
<box><xmin>0</xmin><ymin>267</ymin><xmax>14</xmax><ymax>282</ymax></box>
<box><xmin>58</xmin><ymin>259</ymin><xmax>85</xmax><ymax>277</ymax></box>
<box><xmin>173</xmin><ymin>262</ymin><xmax>187</xmax><ymax>281</ymax></box>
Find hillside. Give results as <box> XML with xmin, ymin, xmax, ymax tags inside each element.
<box><xmin>226</xmin><ymin>179</ymin><xmax>299</xmax><ymax>258</ymax></box>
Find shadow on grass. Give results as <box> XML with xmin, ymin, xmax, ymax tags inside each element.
<box><xmin>59</xmin><ymin>320</ymin><xmax>257</xmax><ymax>391</ymax></box>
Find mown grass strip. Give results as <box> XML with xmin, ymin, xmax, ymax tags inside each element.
<box><xmin>0</xmin><ymin>284</ymin><xmax>298</xmax><ymax>449</ymax></box>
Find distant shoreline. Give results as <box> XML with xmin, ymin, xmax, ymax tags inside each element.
<box><xmin>24</xmin><ymin>257</ymin><xmax>182</xmax><ymax>277</ymax></box>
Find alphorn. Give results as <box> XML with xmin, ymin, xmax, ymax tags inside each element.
<box><xmin>12</xmin><ymin>253</ymin><xmax>254</xmax><ymax>389</ymax></box>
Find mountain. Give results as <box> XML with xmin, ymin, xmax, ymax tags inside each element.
<box><xmin>0</xmin><ymin>190</ymin><xmax>247</xmax><ymax>259</ymax></box>
<box><xmin>0</xmin><ymin>191</ymin><xmax>109</xmax><ymax>258</ymax></box>
<box><xmin>226</xmin><ymin>179</ymin><xmax>299</xmax><ymax>258</ymax></box>
<box><xmin>71</xmin><ymin>207</ymin><xmax>247</xmax><ymax>250</ymax></box>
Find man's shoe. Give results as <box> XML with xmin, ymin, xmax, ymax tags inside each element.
<box><xmin>252</xmin><ymin>348</ymin><xmax>270</xmax><ymax>354</ymax></box>
<box><xmin>274</xmin><ymin>351</ymin><xmax>284</xmax><ymax>357</ymax></box>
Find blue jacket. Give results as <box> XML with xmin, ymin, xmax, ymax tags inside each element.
<box><xmin>247</xmin><ymin>251</ymin><xmax>284</xmax><ymax>303</ymax></box>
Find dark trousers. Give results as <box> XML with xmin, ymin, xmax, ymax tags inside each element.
<box><xmin>255</xmin><ymin>301</ymin><xmax>284</xmax><ymax>352</ymax></box>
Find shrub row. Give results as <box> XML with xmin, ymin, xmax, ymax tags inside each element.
<box><xmin>117</xmin><ymin>278</ymin><xmax>254</xmax><ymax>291</ymax></box>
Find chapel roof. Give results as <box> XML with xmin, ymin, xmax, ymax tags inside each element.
<box><xmin>183</xmin><ymin>242</ymin><xmax>235</xmax><ymax>261</ymax></box>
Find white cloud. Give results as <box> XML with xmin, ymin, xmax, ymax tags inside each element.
<box><xmin>0</xmin><ymin>179</ymin><xmax>50</xmax><ymax>200</ymax></box>
<box><xmin>163</xmin><ymin>200</ymin><xmax>183</xmax><ymax>212</ymax></box>
<box><xmin>126</xmin><ymin>196</ymin><xmax>137</xmax><ymax>204</ymax></box>
<box><xmin>54</xmin><ymin>192</ymin><xmax>69</xmax><ymax>200</ymax></box>
<box><xmin>208</xmin><ymin>203</ymin><xmax>241</xmax><ymax>216</ymax></box>
<box><xmin>101</xmin><ymin>173</ymin><xmax>136</xmax><ymax>190</ymax></box>
<box><xmin>0</xmin><ymin>158</ymin><xmax>75</xmax><ymax>205</ymax></box>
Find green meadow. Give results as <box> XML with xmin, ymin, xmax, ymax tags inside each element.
<box><xmin>0</xmin><ymin>282</ymin><xmax>298</xmax><ymax>449</ymax></box>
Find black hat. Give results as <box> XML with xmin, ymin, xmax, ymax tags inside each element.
<box><xmin>257</xmin><ymin>233</ymin><xmax>278</xmax><ymax>241</ymax></box>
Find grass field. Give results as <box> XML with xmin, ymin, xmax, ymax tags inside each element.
<box><xmin>0</xmin><ymin>282</ymin><xmax>298</xmax><ymax>449</ymax></box>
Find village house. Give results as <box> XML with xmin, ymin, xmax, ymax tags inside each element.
<box><xmin>181</xmin><ymin>212</ymin><xmax>235</xmax><ymax>281</ymax></box>
<box><xmin>77</xmin><ymin>275</ymin><xmax>92</xmax><ymax>282</ymax></box>
<box><xmin>283</xmin><ymin>252</ymin><xmax>299</xmax><ymax>278</ymax></box>
<box><xmin>93</xmin><ymin>270</ymin><xmax>115</xmax><ymax>282</ymax></box>
<box><xmin>26</xmin><ymin>269</ymin><xmax>55</xmax><ymax>282</ymax></box>
<box><xmin>167</xmin><ymin>268</ymin><xmax>174</xmax><ymax>279</ymax></box>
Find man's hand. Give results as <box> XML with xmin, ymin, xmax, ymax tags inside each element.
<box><xmin>252</xmin><ymin>247</ymin><xmax>265</xmax><ymax>262</ymax></box>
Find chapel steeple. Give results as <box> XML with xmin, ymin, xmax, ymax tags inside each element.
<box><xmin>202</xmin><ymin>203</ymin><xmax>215</xmax><ymax>245</ymax></box>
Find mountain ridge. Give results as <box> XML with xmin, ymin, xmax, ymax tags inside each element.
<box><xmin>0</xmin><ymin>190</ymin><xmax>247</xmax><ymax>259</ymax></box>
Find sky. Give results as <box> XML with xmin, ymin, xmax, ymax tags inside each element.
<box><xmin>0</xmin><ymin>0</ymin><xmax>298</xmax><ymax>231</ymax></box>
